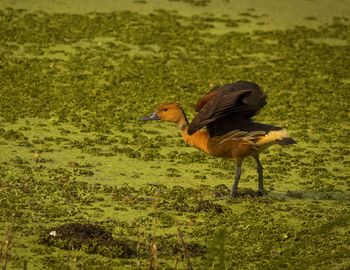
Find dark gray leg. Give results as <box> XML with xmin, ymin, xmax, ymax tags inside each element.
<box><xmin>253</xmin><ymin>155</ymin><xmax>264</xmax><ymax>196</ymax></box>
<box><xmin>231</xmin><ymin>158</ymin><xmax>243</xmax><ymax>197</ymax></box>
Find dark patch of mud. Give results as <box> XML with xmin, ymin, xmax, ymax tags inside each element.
<box><xmin>40</xmin><ymin>223</ymin><xmax>137</xmax><ymax>258</ymax></box>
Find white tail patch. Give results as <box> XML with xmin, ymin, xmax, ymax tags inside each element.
<box><xmin>257</xmin><ymin>129</ymin><xmax>290</xmax><ymax>146</ymax></box>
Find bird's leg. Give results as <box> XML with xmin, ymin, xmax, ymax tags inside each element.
<box><xmin>231</xmin><ymin>158</ymin><xmax>243</xmax><ymax>197</ymax></box>
<box><xmin>253</xmin><ymin>155</ymin><xmax>264</xmax><ymax>196</ymax></box>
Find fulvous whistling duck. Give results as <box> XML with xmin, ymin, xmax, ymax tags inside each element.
<box><xmin>142</xmin><ymin>81</ymin><xmax>296</xmax><ymax>197</ymax></box>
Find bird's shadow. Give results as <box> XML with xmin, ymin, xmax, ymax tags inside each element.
<box><xmin>271</xmin><ymin>190</ymin><xmax>350</xmax><ymax>201</ymax></box>
<box><xmin>212</xmin><ymin>185</ymin><xmax>350</xmax><ymax>201</ymax></box>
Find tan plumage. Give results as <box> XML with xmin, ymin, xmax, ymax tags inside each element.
<box><xmin>257</xmin><ymin>130</ymin><xmax>291</xmax><ymax>146</ymax></box>
<box><xmin>142</xmin><ymin>81</ymin><xmax>296</xmax><ymax>197</ymax></box>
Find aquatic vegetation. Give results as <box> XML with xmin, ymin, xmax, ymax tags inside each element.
<box><xmin>0</xmin><ymin>4</ymin><xmax>349</xmax><ymax>270</ymax></box>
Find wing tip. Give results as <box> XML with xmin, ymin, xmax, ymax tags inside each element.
<box><xmin>277</xmin><ymin>137</ymin><xmax>297</xmax><ymax>145</ymax></box>
<box><xmin>187</xmin><ymin>126</ymin><xmax>197</xmax><ymax>135</ymax></box>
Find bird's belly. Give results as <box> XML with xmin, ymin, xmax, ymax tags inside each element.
<box><xmin>207</xmin><ymin>138</ymin><xmax>258</xmax><ymax>158</ymax></box>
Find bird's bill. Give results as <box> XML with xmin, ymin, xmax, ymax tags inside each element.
<box><xmin>141</xmin><ymin>112</ymin><xmax>160</xmax><ymax>121</ymax></box>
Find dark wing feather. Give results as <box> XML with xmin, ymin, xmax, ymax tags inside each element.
<box><xmin>188</xmin><ymin>81</ymin><xmax>267</xmax><ymax>136</ymax></box>
<box><xmin>195</xmin><ymin>86</ymin><xmax>226</xmax><ymax>112</ymax></box>
<box><xmin>208</xmin><ymin>120</ymin><xmax>281</xmax><ymax>137</ymax></box>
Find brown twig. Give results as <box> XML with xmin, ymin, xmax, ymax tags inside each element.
<box><xmin>148</xmin><ymin>236</ymin><xmax>158</xmax><ymax>270</ymax></box>
<box><xmin>1</xmin><ymin>213</ymin><xmax>16</xmax><ymax>270</ymax></box>
<box><xmin>176</xmin><ymin>225</ymin><xmax>193</xmax><ymax>270</ymax></box>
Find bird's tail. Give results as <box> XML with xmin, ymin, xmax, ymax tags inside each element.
<box><xmin>257</xmin><ymin>130</ymin><xmax>296</xmax><ymax>146</ymax></box>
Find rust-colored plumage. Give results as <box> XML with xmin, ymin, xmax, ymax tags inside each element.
<box><xmin>142</xmin><ymin>81</ymin><xmax>296</xmax><ymax>197</ymax></box>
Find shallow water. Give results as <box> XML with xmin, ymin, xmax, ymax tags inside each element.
<box><xmin>1</xmin><ymin>0</ymin><xmax>349</xmax><ymax>29</ymax></box>
<box><xmin>0</xmin><ymin>0</ymin><xmax>349</xmax><ymax>269</ymax></box>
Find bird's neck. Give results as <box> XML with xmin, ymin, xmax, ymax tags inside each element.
<box><xmin>177</xmin><ymin>110</ymin><xmax>209</xmax><ymax>154</ymax></box>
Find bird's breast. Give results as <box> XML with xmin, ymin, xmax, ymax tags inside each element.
<box><xmin>181</xmin><ymin>130</ymin><xmax>210</xmax><ymax>154</ymax></box>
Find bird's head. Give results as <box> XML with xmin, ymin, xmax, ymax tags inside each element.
<box><xmin>142</xmin><ymin>103</ymin><xmax>185</xmax><ymax>124</ymax></box>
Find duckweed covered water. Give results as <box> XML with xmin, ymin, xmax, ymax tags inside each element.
<box><xmin>0</xmin><ymin>0</ymin><xmax>349</xmax><ymax>269</ymax></box>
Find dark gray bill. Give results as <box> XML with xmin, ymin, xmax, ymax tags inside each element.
<box><xmin>140</xmin><ymin>112</ymin><xmax>160</xmax><ymax>121</ymax></box>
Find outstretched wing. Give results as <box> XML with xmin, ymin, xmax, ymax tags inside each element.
<box><xmin>188</xmin><ymin>81</ymin><xmax>267</xmax><ymax>136</ymax></box>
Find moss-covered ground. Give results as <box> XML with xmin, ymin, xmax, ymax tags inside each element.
<box><xmin>0</xmin><ymin>0</ymin><xmax>349</xmax><ymax>269</ymax></box>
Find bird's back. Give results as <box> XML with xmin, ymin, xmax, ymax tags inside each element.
<box><xmin>188</xmin><ymin>81</ymin><xmax>267</xmax><ymax>137</ymax></box>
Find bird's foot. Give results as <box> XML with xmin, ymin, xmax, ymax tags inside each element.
<box><xmin>256</xmin><ymin>190</ymin><xmax>266</xmax><ymax>197</ymax></box>
<box><xmin>230</xmin><ymin>189</ymin><xmax>238</xmax><ymax>198</ymax></box>
<box><xmin>230</xmin><ymin>188</ymin><xmax>258</xmax><ymax>198</ymax></box>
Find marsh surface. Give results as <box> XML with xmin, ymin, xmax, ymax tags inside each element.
<box><xmin>0</xmin><ymin>0</ymin><xmax>349</xmax><ymax>269</ymax></box>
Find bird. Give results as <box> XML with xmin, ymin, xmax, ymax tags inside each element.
<box><xmin>142</xmin><ymin>80</ymin><xmax>296</xmax><ymax>197</ymax></box>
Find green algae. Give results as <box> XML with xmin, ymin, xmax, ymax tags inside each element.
<box><xmin>0</xmin><ymin>2</ymin><xmax>349</xmax><ymax>270</ymax></box>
